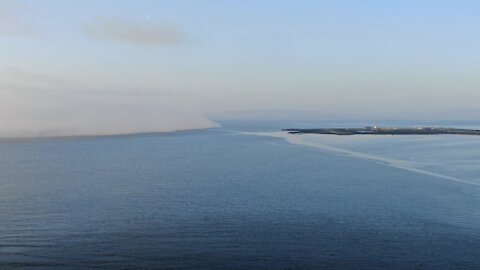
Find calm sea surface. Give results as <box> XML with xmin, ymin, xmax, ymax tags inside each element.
<box><xmin>1</xmin><ymin>121</ymin><xmax>479</xmax><ymax>269</ymax></box>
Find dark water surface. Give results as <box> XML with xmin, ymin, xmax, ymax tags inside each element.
<box><xmin>1</xmin><ymin>122</ymin><xmax>479</xmax><ymax>269</ymax></box>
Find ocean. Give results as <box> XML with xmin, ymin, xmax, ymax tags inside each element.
<box><xmin>0</xmin><ymin>120</ymin><xmax>479</xmax><ymax>269</ymax></box>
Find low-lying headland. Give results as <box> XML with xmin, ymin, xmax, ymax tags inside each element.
<box><xmin>283</xmin><ymin>126</ymin><xmax>480</xmax><ymax>136</ymax></box>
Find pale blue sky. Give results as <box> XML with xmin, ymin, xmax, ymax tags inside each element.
<box><xmin>2</xmin><ymin>0</ymin><xmax>480</xmax><ymax>133</ymax></box>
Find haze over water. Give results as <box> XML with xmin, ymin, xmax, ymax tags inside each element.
<box><xmin>2</xmin><ymin>1</ymin><xmax>480</xmax><ymax>269</ymax></box>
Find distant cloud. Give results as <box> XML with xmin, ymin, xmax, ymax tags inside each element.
<box><xmin>0</xmin><ymin>66</ymin><xmax>65</xmax><ymax>90</ymax></box>
<box><xmin>83</xmin><ymin>17</ymin><xmax>186</xmax><ymax>46</ymax></box>
<box><xmin>0</xmin><ymin>0</ymin><xmax>37</xmax><ymax>36</ymax></box>
<box><xmin>0</xmin><ymin>66</ymin><xmax>176</xmax><ymax>96</ymax></box>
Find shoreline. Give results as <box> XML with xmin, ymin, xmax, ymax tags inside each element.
<box><xmin>244</xmin><ymin>131</ymin><xmax>480</xmax><ymax>187</ymax></box>
<box><xmin>284</xmin><ymin>126</ymin><xmax>480</xmax><ymax>136</ymax></box>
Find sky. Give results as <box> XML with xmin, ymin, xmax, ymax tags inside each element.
<box><xmin>1</xmin><ymin>0</ymin><xmax>480</xmax><ymax>136</ymax></box>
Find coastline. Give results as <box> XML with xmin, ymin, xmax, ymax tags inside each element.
<box><xmin>244</xmin><ymin>131</ymin><xmax>480</xmax><ymax>187</ymax></box>
<box><xmin>284</xmin><ymin>127</ymin><xmax>480</xmax><ymax>136</ymax></box>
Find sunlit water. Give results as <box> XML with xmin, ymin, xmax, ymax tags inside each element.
<box><xmin>1</xmin><ymin>121</ymin><xmax>479</xmax><ymax>269</ymax></box>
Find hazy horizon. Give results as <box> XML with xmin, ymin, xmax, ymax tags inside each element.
<box><xmin>2</xmin><ymin>0</ymin><xmax>480</xmax><ymax>137</ymax></box>
<box><xmin>2</xmin><ymin>2</ymin><xmax>480</xmax><ymax>268</ymax></box>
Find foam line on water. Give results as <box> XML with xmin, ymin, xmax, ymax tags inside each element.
<box><xmin>243</xmin><ymin>131</ymin><xmax>480</xmax><ymax>187</ymax></box>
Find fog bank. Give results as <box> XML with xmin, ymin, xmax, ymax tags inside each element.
<box><xmin>0</xmin><ymin>109</ymin><xmax>218</xmax><ymax>138</ymax></box>
<box><xmin>0</xmin><ymin>67</ymin><xmax>218</xmax><ymax>138</ymax></box>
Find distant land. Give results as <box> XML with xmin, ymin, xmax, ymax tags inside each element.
<box><xmin>283</xmin><ymin>126</ymin><xmax>480</xmax><ymax>136</ymax></box>
<box><xmin>210</xmin><ymin>109</ymin><xmax>480</xmax><ymax>122</ymax></box>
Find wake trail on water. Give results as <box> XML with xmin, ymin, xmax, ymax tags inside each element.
<box><xmin>243</xmin><ymin>131</ymin><xmax>480</xmax><ymax>187</ymax></box>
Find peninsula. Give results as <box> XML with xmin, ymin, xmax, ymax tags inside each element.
<box><xmin>283</xmin><ymin>126</ymin><xmax>480</xmax><ymax>136</ymax></box>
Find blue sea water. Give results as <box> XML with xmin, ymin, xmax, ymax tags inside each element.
<box><xmin>0</xmin><ymin>121</ymin><xmax>479</xmax><ymax>269</ymax></box>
